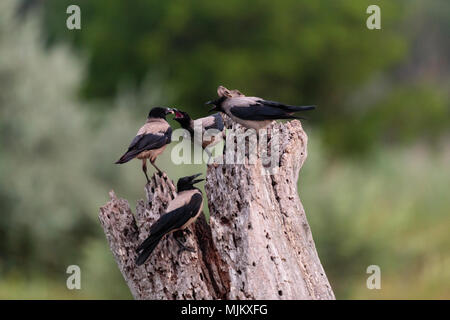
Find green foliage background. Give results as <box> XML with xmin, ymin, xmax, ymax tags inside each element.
<box><xmin>0</xmin><ymin>0</ymin><xmax>448</xmax><ymax>298</ymax></box>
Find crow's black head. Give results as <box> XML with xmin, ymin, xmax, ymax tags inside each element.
<box><xmin>177</xmin><ymin>173</ymin><xmax>204</xmax><ymax>192</ymax></box>
<box><xmin>148</xmin><ymin>107</ymin><xmax>175</xmax><ymax>119</ymax></box>
<box><xmin>173</xmin><ymin>110</ymin><xmax>192</xmax><ymax>129</ymax></box>
<box><xmin>205</xmin><ymin>96</ymin><xmax>226</xmax><ymax>113</ymax></box>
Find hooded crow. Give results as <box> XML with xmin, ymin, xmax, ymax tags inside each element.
<box><xmin>173</xmin><ymin>110</ymin><xmax>225</xmax><ymax>160</ymax></box>
<box><xmin>135</xmin><ymin>174</ymin><xmax>204</xmax><ymax>265</ymax></box>
<box><xmin>206</xmin><ymin>86</ymin><xmax>315</xmax><ymax>131</ymax></box>
<box><xmin>115</xmin><ymin>107</ymin><xmax>174</xmax><ymax>182</ymax></box>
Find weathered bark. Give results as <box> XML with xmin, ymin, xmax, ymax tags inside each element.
<box><xmin>99</xmin><ymin>116</ymin><xmax>335</xmax><ymax>300</ymax></box>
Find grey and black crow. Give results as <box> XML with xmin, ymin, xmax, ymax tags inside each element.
<box><xmin>135</xmin><ymin>174</ymin><xmax>204</xmax><ymax>266</ymax></box>
<box><xmin>173</xmin><ymin>110</ymin><xmax>225</xmax><ymax>160</ymax></box>
<box><xmin>115</xmin><ymin>107</ymin><xmax>174</xmax><ymax>183</ymax></box>
<box><xmin>206</xmin><ymin>86</ymin><xmax>315</xmax><ymax>130</ymax></box>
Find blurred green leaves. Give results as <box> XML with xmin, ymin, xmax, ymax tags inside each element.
<box><xmin>40</xmin><ymin>0</ymin><xmax>449</xmax><ymax>155</ymax></box>
<box><xmin>302</xmin><ymin>135</ymin><xmax>450</xmax><ymax>298</ymax></box>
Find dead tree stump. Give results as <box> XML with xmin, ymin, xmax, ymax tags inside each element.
<box><xmin>99</xmin><ymin>117</ymin><xmax>335</xmax><ymax>300</ymax></box>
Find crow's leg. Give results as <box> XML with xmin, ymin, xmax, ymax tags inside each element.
<box><xmin>142</xmin><ymin>159</ymin><xmax>150</xmax><ymax>183</ymax></box>
<box><xmin>173</xmin><ymin>230</ymin><xmax>195</xmax><ymax>254</ymax></box>
<box><xmin>150</xmin><ymin>159</ymin><xmax>163</xmax><ymax>176</ymax></box>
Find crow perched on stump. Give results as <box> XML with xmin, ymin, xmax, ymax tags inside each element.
<box><xmin>115</xmin><ymin>107</ymin><xmax>174</xmax><ymax>183</ymax></box>
<box><xmin>135</xmin><ymin>174</ymin><xmax>204</xmax><ymax>266</ymax></box>
<box><xmin>206</xmin><ymin>86</ymin><xmax>315</xmax><ymax>130</ymax></box>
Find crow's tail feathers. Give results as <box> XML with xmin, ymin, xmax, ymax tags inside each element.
<box><xmin>284</xmin><ymin>105</ymin><xmax>316</xmax><ymax>112</ymax></box>
<box><xmin>115</xmin><ymin>150</ymin><xmax>139</xmax><ymax>164</ymax></box>
<box><xmin>261</xmin><ymin>100</ymin><xmax>316</xmax><ymax>113</ymax></box>
<box><xmin>135</xmin><ymin>233</ymin><xmax>164</xmax><ymax>266</ymax></box>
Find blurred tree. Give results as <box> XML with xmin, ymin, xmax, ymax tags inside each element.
<box><xmin>0</xmin><ymin>1</ymin><xmax>134</xmax><ymax>298</ymax></box>
<box><xmin>0</xmin><ymin>0</ymin><xmax>94</xmax><ymax>273</ymax></box>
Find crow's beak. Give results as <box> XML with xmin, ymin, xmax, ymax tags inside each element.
<box><xmin>192</xmin><ymin>178</ymin><xmax>205</xmax><ymax>185</ymax></box>
<box><xmin>208</xmin><ymin>105</ymin><xmax>219</xmax><ymax>113</ymax></box>
<box><xmin>190</xmin><ymin>173</ymin><xmax>204</xmax><ymax>184</ymax></box>
<box><xmin>166</xmin><ymin>108</ymin><xmax>175</xmax><ymax>114</ymax></box>
<box><xmin>174</xmin><ymin>110</ymin><xmax>183</xmax><ymax>119</ymax></box>
<box><xmin>206</xmin><ymin>100</ymin><xmax>221</xmax><ymax>113</ymax></box>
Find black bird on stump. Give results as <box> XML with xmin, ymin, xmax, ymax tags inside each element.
<box><xmin>135</xmin><ymin>174</ymin><xmax>204</xmax><ymax>266</ymax></box>
<box><xmin>206</xmin><ymin>86</ymin><xmax>315</xmax><ymax>131</ymax></box>
<box><xmin>173</xmin><ymin>110</ymin><xmax>225</xmax><ymax>161</ymax></box>
<box><xmin>115</xmin><ymin>107</ymin><xmax>174</xmax><ymax>183</ymax></box>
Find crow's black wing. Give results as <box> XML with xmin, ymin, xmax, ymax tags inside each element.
<box><xmin>257</xmin><ymin>100</ymin><xmax>316</xmax><ymax>112</ymax></box>
<box><xmin>148</xmin><ymin>193</ymin><xmax>202</xmax><ymax>237</ymax></box>
<box><xmin>128</xmin><ymin>127</ymin><xmax>172</xmax><ymax>152</ymax></box>
<box><xmin>135</xmin><ymin>192</ymin><xmax>202</xmax><ymax>265</ymax></box>
<box><xmin>116</xmin><ymin>127</ymin><xmax>172</xmax><ymax>164</ymax></box>
<box><xmin>229</xmin><ymin>104</ymin><xmax>300</xmax><ymax>121</ymax></box>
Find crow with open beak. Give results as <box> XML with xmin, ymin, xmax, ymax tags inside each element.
<box><xmin>206</xmin><ymin>86</ymin><xmax>315</xmax><ymax>131</ymax></box>
<box><xmin>115</xmin><ymin>107</ymin><xmax>175</xmax><ymax>183</ymax></box>
<box><xmin>135</xmin><ymin>174</ymin><xmax>204</xmax><ymax>265</ymax></box>
<box><xmin>173</xmin><ymin>110</ymin><xmax>225</xmax><ymax>160</ymax></box>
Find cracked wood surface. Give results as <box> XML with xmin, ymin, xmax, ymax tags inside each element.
<box><xmin>99</xmin><ymin>115</ymin><xmax>335</xmax><ymax>300</ymax></box>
